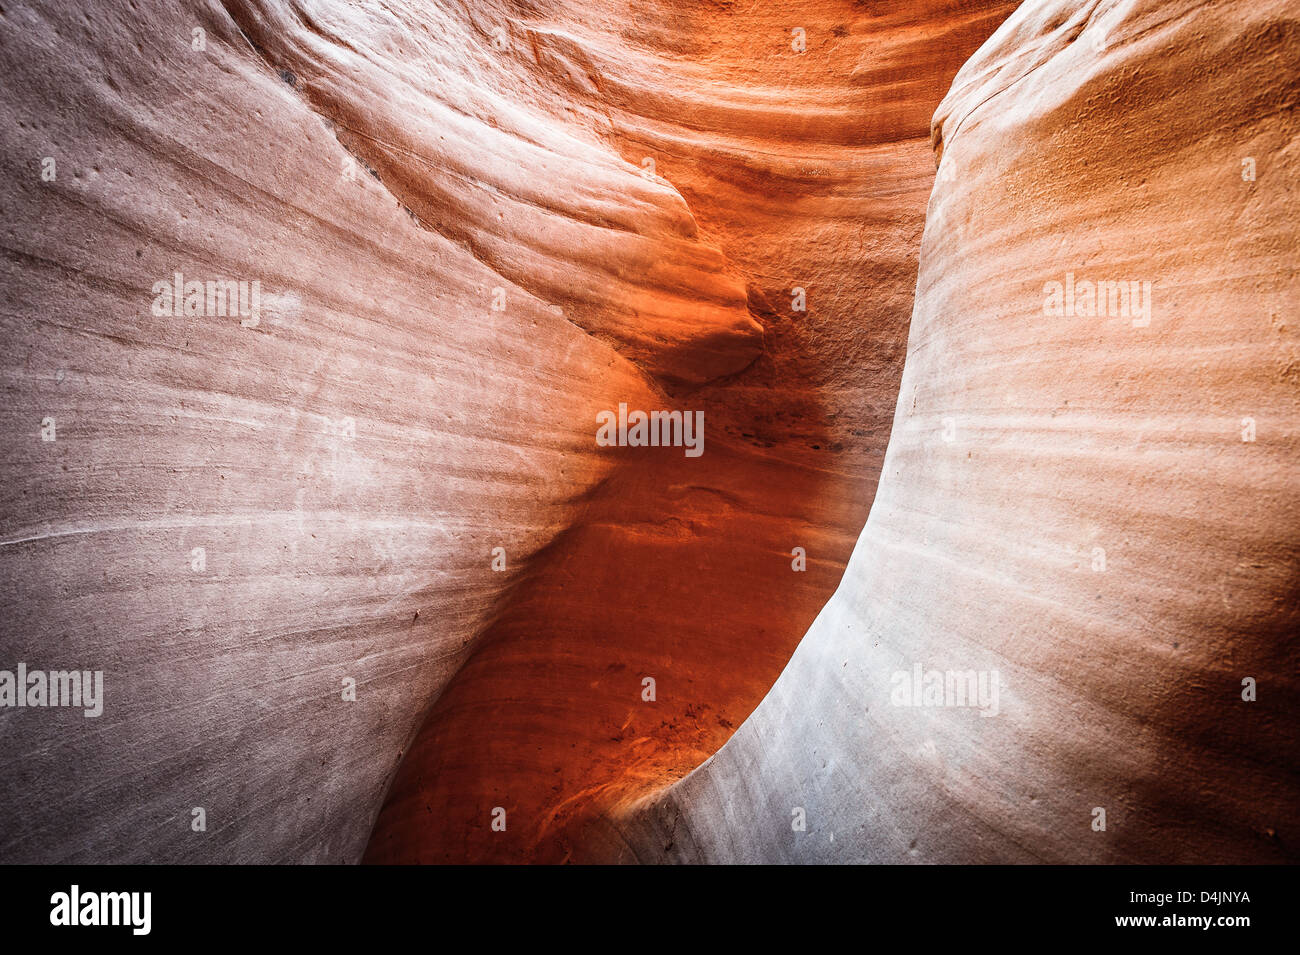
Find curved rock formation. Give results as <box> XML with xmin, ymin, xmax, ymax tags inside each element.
<box><xmin>1</xmin><ymin>0</ymin><xmax>1294</xmax><ymax>867</ymax></box>
<box><xmin>0</xmin><ymin>0</ymin><xmax>1014</xmax><ymax>862</ymax></box>
<box><xmin>361</xmin><ymin>0</ymin><xmax>1020</xmax><ymax>864</ymax></box>
<box><xmin>0</xmin><ymin>0</ymin><xmax>662</xmax><ymax>862</ymax></box>
<box><xmin>601</xmin><ymin>0</ymin><xmax>1300</xmax><ymax>864</ymax></box>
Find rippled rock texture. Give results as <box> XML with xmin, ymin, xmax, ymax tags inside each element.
<box><xmin>359</xmin><ymin>0</ymin><xmax>1021</xmax><ymax>863</ymax></box>
<box><xmin>1</xmin><ymin>0</ymin><xmax>1295</xmax><ymax>866</ymax></box>
<box><xmin>0</xmin><ymin>0</ymin><xmax>1014</xmax><ymax>862</ymax></box>
<box><xmin>604</xmin><ymin>0</ymin><xmax>1300</xmax><ymax>864</ymax></box>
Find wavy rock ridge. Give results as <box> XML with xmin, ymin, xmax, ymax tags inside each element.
<box><xmin>361</xmin><ymin>0</ymin><xmax>1020</xmax><ymax>864</ymax></box>
<box><xmin>0</xmin><ymin>0</ymin><xmax>1014</xmax><ymax>862</ymax></box>
<box><xmin>603</xmin><ymin>0</ymin><xmax>1300</xmax><ymax>864</ymax></box>
<box><xmin>2</xmin><ymin>0</ymin><xmax>1294</xmax><ymax>867</ymax></box>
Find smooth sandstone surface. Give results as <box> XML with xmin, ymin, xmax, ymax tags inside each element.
<box><xmin>362</xmin><ymin>0</ymin><xmax>1018</xmax><ymax>864</ymax></box>
<box><xmin>1</xmin><ymin>0</ymin><xmax>1294</xmax><ymax>867</ymax></box>
<box><xmin>0</xmin><ymin>0</ymin><xmax>1013</xmax><ymax>862</ymax></box>
<box><xmin>604</xmin><ymin>0</ymin><xmax>1300</xmax><ymax>863</ymax></box>
<box><xmin>0</xmin><ymin>0</ymin><xmax>659</xmax><ymax>862</ymax></box>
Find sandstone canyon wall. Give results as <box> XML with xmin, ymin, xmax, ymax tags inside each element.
<box><xmin>0</xmin><ymin>0</ymin><xmax>687</xmax><ymax>862</ymax></box>
<box><xmin>604</xmin><ymin>0</ymin><xmax>1300</xmax><ymax>864</ymax></box>
<box><xmin>362</xmin><ymin>0</ymin><xmax>1021</xmax><ymax>864</ymax></box>
<box><xmin>0</xmin><ymin>0</ymin><xmax>1014</xmax><ymax>862</ymax></box>
<box><xmin>0</xmin><ymin>0</ymin><xmax>1295</xmax><ymax>867</ymax></box>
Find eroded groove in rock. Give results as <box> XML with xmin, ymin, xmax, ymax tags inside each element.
<box><xmin>604</xmin><ymin>0</ymin><xmax>1300</xmax><ymax>864</ymax></box>
<box><xmin>0</xmin><ymin>0</ymin><xmax>1016</xmax><ymax>864</ymax></box>
<box><xmin>0</xmin><ymin>0</ymin><xmax>653</xmax><ymax>862</ymax></box>
<box><xmin>220</xmin><ymin>0</ymin><xmax>765</xmax><ymax>389</ymax></box>
<box><xmin>364</xmin><ymin>0</ymin><xmax>1018</xmax><ymax>864</ymax></box>
<box><xmin>6</xmin><ymin>0</ymin><xmax>1285</xmax><ymax>870</ymax></box>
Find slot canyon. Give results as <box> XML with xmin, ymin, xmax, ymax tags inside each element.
<box><xmin>0</xmin><ymin>0</ymin><xmax>1296</xmax><ymax>866</ymax></box>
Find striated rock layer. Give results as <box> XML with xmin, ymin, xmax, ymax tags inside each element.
<box><xmin>0</xmin><ymin>0</ymin><xmax>1014</xmax><ymax>862</ymax></box>
<box><xmin>363</xmin><ymin>0</ymin><xmax>1018</xmax><ymax>864</ymax></box>
<box><xmin>4</xmin><ymin>0</ymin><xmax>1293</xmax><ymax>867</ymax></box>
<box><xmin>0</xmin><ymin>0</ymin><xmax>665</xmax><ymax>862</ymax></box>
<box><xmin>602</xmin><ymin>0</ymin><xmax>1300</xmax><ymax>864</ymax></box>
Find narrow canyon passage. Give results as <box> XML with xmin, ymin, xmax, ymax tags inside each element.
<box><xmin>362</xmin><ymin>0</ymin><xmax>1018</xmax><ymax>863</ymax></box>
<box><xmin>604</xmin><ymin>0</ymin><xmax>1300</xmax><ymax>864</ymax></box>
<box><xmin>0</xmin><ymin>0</ymin><xmax>1294</xmax><ymax>869</ymax></box>
<box><xmin>0</xmin><ymin>0</ymin><xmax>1013</xmax><ymax>863</ymax></box>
